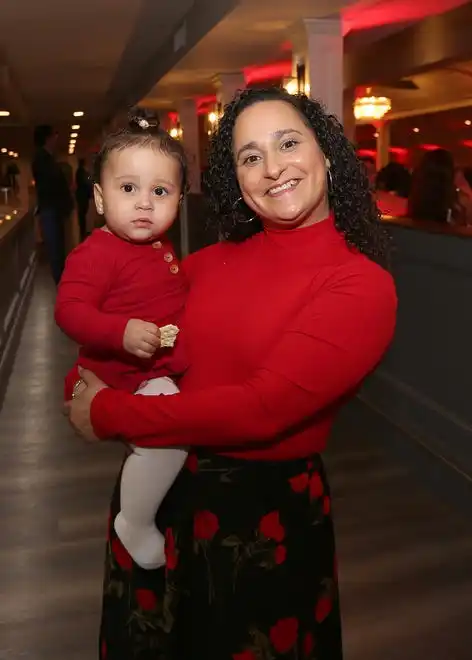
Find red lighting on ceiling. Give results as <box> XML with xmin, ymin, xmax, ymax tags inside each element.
<box><xmin>462</xmin><ymin>140</ymin><xmax>472</xmax><ymax>148</ymax></box>
<box><xmin>389</xmin><ymin>147</ymin><xmax>408</xmax><ymax>155</ymax></box>
<box><xmin>244</xmin><ymin>60</ymin><xmax>292</xmax><ymax>85</ymax></box>
<box><xmin>342</xmin><ymin>0</ymin><xmax>469</xmax><ymax>35</ymax></box>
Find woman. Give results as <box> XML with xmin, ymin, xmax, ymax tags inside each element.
<box><xmin>408</xmin><ymin>148</ymin><xmax>458</xmax><ymax>224</ymax></box>
<box><xmin>375</xmin><ymin>162</ymin><xmax>411</xmax><ymax>217</ymax></box>
<box><xmin>67</xmin><ymin>87</ymin><xmax>397</xmax><ymax>660</ymax></box>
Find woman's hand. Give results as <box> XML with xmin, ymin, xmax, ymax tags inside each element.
<box><xmin>64</xmin><ymin>368</ymin><xmax>108</xmax><ymax>442</ymax></box>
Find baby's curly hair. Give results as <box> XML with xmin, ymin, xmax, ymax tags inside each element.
<box><xmin>203</xmin><ymin>87</ymin><xmax>390</xmax><ymax>266</ymax></box>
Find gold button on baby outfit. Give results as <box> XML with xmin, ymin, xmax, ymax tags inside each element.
<box><xmin>170</xmin><ymin>264</ymin><xmax>179</xmax><ymax>274</ymax></box>
<box><xmin>152</xmin><ymin>241</ymin><xmax>162</xmax><ymax>249</ymax></box>
<box><xmin>164</xmin><ymin>252</ymin><xmax>174</xmax><ymax>263</ymax></box>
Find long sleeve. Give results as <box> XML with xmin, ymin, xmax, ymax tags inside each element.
<box><xmin>91</xmin><ymin>263</ymin><xmax>397</xmax><ymax>447</ymax></box>
<box><xmin>55</xmin><ymin>241</ymin><xmax>130</xmax><ymax>353</ymax></box>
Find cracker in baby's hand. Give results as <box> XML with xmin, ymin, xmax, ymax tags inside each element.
<box><xmin>159</xmin><ymin>324</ymin><xmax>179</xmax><ymax>348</ymax></box>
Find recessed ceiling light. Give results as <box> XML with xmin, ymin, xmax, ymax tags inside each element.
<box><xmin>8</xmin><ymin>151</ymin><xmax>14</xmax><ymax>156</ymax></box>
<box><xmin>0</xmin><ymin>110</ymin><xmax>10</xmax><ymax>117</ymax></box>
<box><xmin>70</xmin><ymin>133</ymin><xmax>78</xmax><ymax>138</ymax></box>
<box><xmin>71</xmin><ymin>124</ymin><xmax>80</xmax><ymax>130</ymax></box>
<box><xmin>1</xmin><ymin>148</ymin><xmax>6</xmax><ymax>153</ymax></box>
<box><xmin>73</xmin><ymin>111</ymin><xmax>84</xmax><ymax>117</ymax></box>
<box><xmin>465</xmin><ymin>120</ymin><xmax>471</xmax><ymax>126</ymax></box>
<box><xmin>374</xmin><ymin>132</ymin><xmax>379</xmax><ymax>138</ymax></box>
<box><xmin>69</xmin><ymin>140</ymin><xmax>77</xmax><ymax>146</ymax></box>
<box><xmin>413</xmin><ymin>127</ymin><xmax>420</xmax><ymax>133</ymax></box>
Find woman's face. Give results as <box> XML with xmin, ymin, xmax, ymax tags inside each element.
<box><xmin>233</xmin><ymin>100</ymin><xmax>330</xmax><ymax>230</ymax></box>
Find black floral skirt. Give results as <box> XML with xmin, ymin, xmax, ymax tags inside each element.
<box><xmin>99</xmin><ymin>451</ymin><xmax>343</xmax><ymax>660</ymax></box>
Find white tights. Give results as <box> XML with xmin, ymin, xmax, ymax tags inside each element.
<box><xmin>114</xmin><ymin>377</ymin><xmax>188</xmax><ymax>570</ymax></box>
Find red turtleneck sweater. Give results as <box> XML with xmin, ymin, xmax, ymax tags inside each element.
<box><xmin>90</xmin><ymin>216</ymin><xmax>397</xmax><ymax>461</ymax></box>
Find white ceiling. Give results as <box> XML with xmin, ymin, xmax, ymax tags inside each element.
<box><xmin>143</xmin><ymin>0</ymin><xmax>472</xmax><ymax>109</ymax></box>
<box><xmin>0</xmin><ymin>0</ymin><xmax>470</xmax><ymax>157</ymax></box>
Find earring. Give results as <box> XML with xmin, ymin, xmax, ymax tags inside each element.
<box><xmin>232</xmin><ymin>196</ymin><xmax>255</xmax><ymax>223</ymax></box>
<box><xmin>326</xmin><ymin>168</ymin><xmax>333</xmax><ymax>192</ymax></box>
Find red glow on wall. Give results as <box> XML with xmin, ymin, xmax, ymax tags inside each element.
<box><xmin>280</xmin><ymin>40</ymin><xmax>292</xmax><ymax>52</ymax></box>
<box><xmin>167</xmin><ymin>112</ymin><xmax>178</xmax><ymax>124</ymax></box>
<box><xmin>389</xmin><ymin>147</ymin><xmax>408</xmax><ymax>155</ymax></box>
<box><xmin>419</xmin><ymin>143</ymin><xmax>441</xmax><ymax>151</ymax></box>
<box><xmin>196</xmin><ymin>95</ymin><xmax>217</xmax><ymax>110</ymax></box>
<box><xmin>342</xmin><ymin>0</ymin><xmax>469</xmax><ymax>35</ymax></box>
<box><xmin>357</xmin><ymin>149</ymin><xmax>377</xmax><ymax>158</ymax></box>
<box><xmin>244</xmin><ymin>61</ymin><xmax>292</xmax><ymax>85</ymax></box>
<box><xmin>462</xmin><ymin>140</ymin><xmax>472</xmax><ymax>148</ymax></box>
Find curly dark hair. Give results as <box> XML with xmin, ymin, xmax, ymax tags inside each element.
<box><xmin>203</xmin><ymin>87</ymin><xmax>390</xmax><ymax>266</ymax></box>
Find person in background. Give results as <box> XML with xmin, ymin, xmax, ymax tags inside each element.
<box><xmin>32</xmin><ymin>125</ymin><xmax>74</xmax><ymax>284</ymax></box>
<box><xmin>66</xmin><ymin>87</ymin><xmax>397</xmax><ymax>660</ymax></box>
<box><xmin>75</xmin><ymin>158</ymin><xmax>92</xmax><ymax>241</ymax></box>
<box><xmin>408</xmin><ymin>149</ymin><xmax>459</xmax><ymax>224</ymax></box>
<box><xmin>359</xmin><ymin>155</ymin><xmax>376</xmax><ymax>187</ymax></box>
<box><xmin>6</xmin><ymin>158</ymin><xmax>20</xmax><ymax>196</ymax></box>
<box><xmin>454</xmin><ymin>166</ymin><xmax>472</xmax><ymax>226</ymax></box>
<box><xmin>375</xmin><ymin>162</ymin><xmax>411</xmax><ymax>217</ymax></box>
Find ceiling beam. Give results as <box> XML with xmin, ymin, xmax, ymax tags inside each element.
<box><xmin>105</xmin><ymin>0</ymin><xmax>237</xmax><ymax>118</ymax></box>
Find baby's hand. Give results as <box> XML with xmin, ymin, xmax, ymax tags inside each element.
<box><xmin>123</xmin><ymin>319</ymin><xmax>161</xmax><ymax>359</ymax></box>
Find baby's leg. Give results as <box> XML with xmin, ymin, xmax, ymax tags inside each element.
<box><xmin>114</xmin><ymin>377</ymin><xmax>188</xmax><ymax>570</ymax></box>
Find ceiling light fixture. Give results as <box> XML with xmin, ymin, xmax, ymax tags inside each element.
<box><xmin>1</xmin><ymin>148</ymin><xmax>6</xmax><ymax>153</ymax></box>
<box><xmin>8</xmin><ymin>151</ymin><xmax>14</xmax><ymax>156</ymax></box>
<box><xmin>353</xmin><ymin>88</ymin><xmax>391</xmax><ymax>122</ymax></box>
<box><xmin>0</xmin><ymin>110</ymin><xmax>10</xmax><ymax>117</ymax></box>
<box><xmin>73</xmin><ymin>111</ymin><xmax>84</xmax><ymax>117</ymax></box>
<box><xmin>71</xmin><ymin>124</ymin><xmax>80</xmax><ymax>130</ymax></box>
<box><xmin>465</xmin><ymin>120</ymin><xmax>471</xmax><ymax>126</ymax></box>
<box><xmin>413</xmin><ymin>127</ymin><xmax>420</xmax><ymax>133</ymax></box>
<box><xmin>70</xmin><ymin>132</ymin><xmax>78</xmax><ymax>138</ymax></box>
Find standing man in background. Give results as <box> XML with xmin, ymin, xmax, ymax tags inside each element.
<box><xmin>75</xmin><ymin>158</ymin><xmax>92</xmax><ymax>241</ymax></box>
<box><xmin>32</xmin><ymin>125</ymin><xmax>73</xmax><ymax>284</ymax></box>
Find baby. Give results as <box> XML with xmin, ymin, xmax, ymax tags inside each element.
<box><xmin>56</xmin><ymin>114</ymin><xmax>189</xmax><ymax>569</ymax></box>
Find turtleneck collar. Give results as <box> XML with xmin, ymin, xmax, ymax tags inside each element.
<box><xmin>261</xmin><ymin>212</ymin><xmax>345</xmax><ymax>251</ymax></box>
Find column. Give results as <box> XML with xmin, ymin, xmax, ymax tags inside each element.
<box><xmin>375</xmin><ymin>120</ymin><xmax>390</xmax><ymax>170</ymax></box>
<box><xmin>343</xmin><ymin>88</ymin><xmax>356</xmax><ymax>144</ymax></box>
<box><xmin>214</xmin><ymin>72</ymin><xmax>246</xmax><ymax>109</ymax></box>
<box><xmin>292</xmin><ymin>16</ymin><xmax>343</xmax><ymax>120</ymax></box>
<box><xmin>177</xmin><ymin>99</ymin><xmax>201</xmax><ymax>194</ymax></box>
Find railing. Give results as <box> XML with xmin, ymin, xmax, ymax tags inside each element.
<box><xmin>362</xmin><ymin>214</ymin><xmax>472</xmax><ymax>496</ymax></box>
<box><xmin>0</xmin><ymin>207</ymin><xmax>37</xmax><ymax>395</ymax></box>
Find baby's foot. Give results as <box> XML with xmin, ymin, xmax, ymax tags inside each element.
<box><xmin>114</xmin><ymin>512</ymin><xmax>166</xmax><ymax>570</ymax></box>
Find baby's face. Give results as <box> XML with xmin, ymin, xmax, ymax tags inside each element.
<box><xmin>94</xmin><ymin>145</ymin><xmax>182</xmax><ymax>243</ymax></box>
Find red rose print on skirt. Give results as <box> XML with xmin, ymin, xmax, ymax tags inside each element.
<box><xmin>111</xmin><ymin>537</ymin><xmax>133</xmax><ymax>571</ymax></box>
<box><xmin>270</xmin><ymin>617</ymin><xmax>299</xmax><ymax>654</ymax></box>
<box><xmin>165</xmin><ymin>528</ymin><xmax>178</xmax><ymax>571</ymax></box>
<box><xmin>136</xmin><ymin>588</ymin><xmax>157</xmax><ymax>611</ymax></box>
<box><xmin>232</xmin><ymin>651</ymin><xmax>257</xmax><ymax>660</ymax></box>
<box><xmin>274</xmin><ymin>544</ymin><xmax>287</xmax><ymax>565</ymax></box>
<box><xmin>186</xmin><ymin>453</ymin><xmax>198</xmax><ymax>473</ymax></box>
<box><xmin>303</xmin><ymin>632</ymin><xmax>315</xmax><ymax>657</ymax></box>
<box><xmin>309</xmin><ymin>472</ymin><xmax>324</xmax><ymax>500</ymax></box>
<box><xmin>289</xmin><ymin>472</ymin><xmax>309</xmax><ymax>493</ymax></box>
<box><xmin>194</xmin><ymin>510</ymin><xmax>219</xmax><ymax>540</ymax></box>
<box><xmin>315</xmin><ymin>594</ymin><xmax>333</xmax><ymax>623</ymax></box>
<box><xmin>259</xmin><ymin>511</ymin><xmax>285</xmax><ymax>542</ymax></box>
<box><xmin>322</xmin><ymin>495</ymin><xmax>331</xmax><ymax>515</ymax></box>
